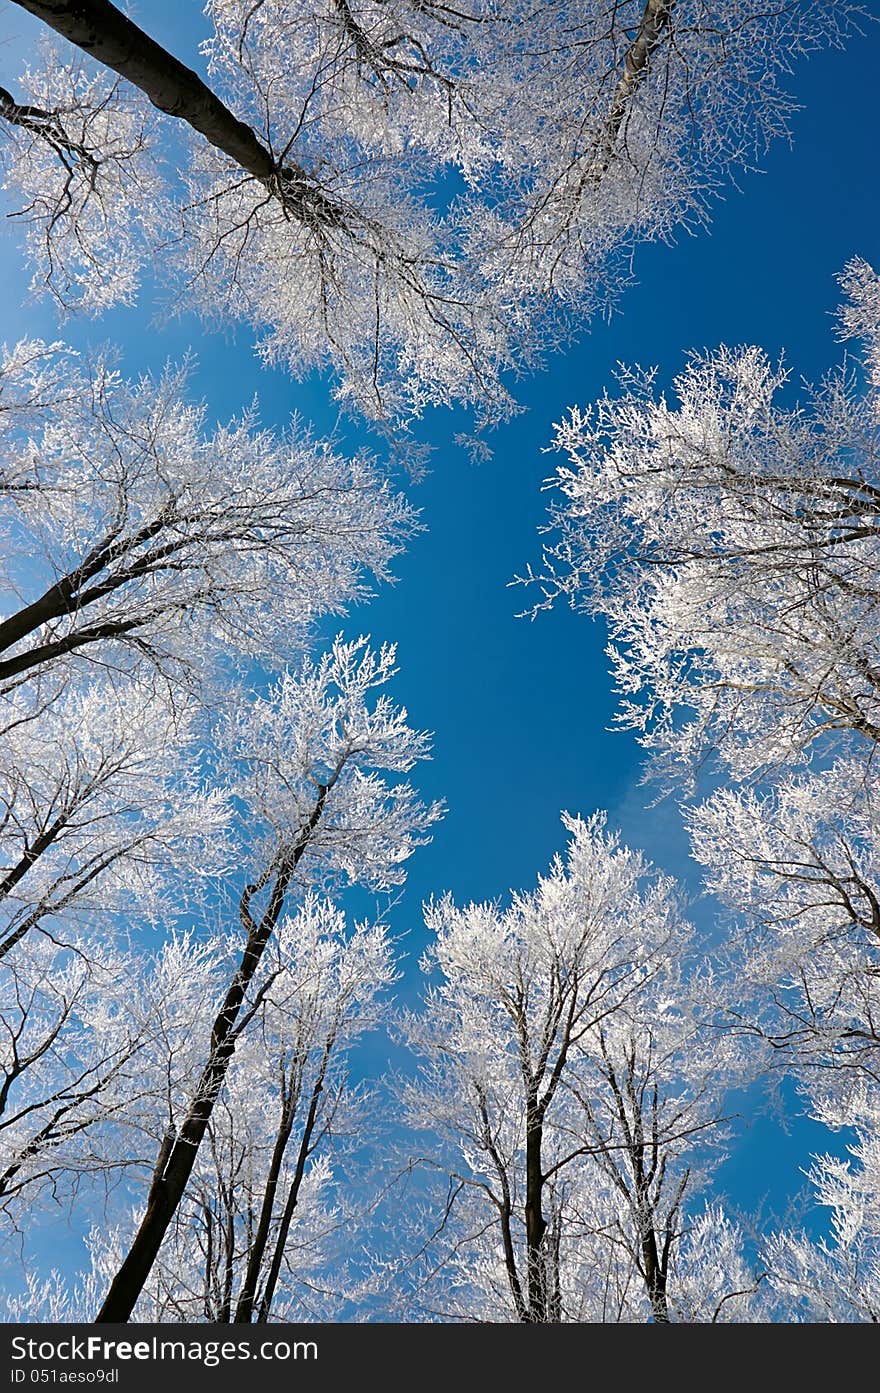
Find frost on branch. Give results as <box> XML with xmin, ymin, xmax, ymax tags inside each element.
<box><xmin>688</xmin><ymin>764</ymin><xmax>880</xmax><ymax>1106</ymax></box>
<box><xmin>0</xmin><ymin>935</ymin><xmax>147</xmax><ymax>1219</ymax></box>
<box><xmin>0</xmin><ymin>48</ymin><xmax>166</xmax><ymax>313</ymax></box>
<box><xmin>0</xmin><ymin>898</ymin><xmax>399</xmax><ymax>1319</ymax></box>
<box><xmin>764</xmin><ymin>1085</ymin><xmax>880</xmax><ymax>1322</ymax></box>
<box><xmin>0</xmin><ymin>680</ymin><xmax>232</xmax><ymax>961</ymax></box>
<box><xmin>0</xmin><ymin>339</ymin><xmax>413</xmax><ymax>695</ymax></box>
<box><xmin>222</xmin><ymin>634</ymin><xmax>442</xmax><ymax>892</ymax></box>
<box><xmin>395</xmin><ymin>813</ymin><xmax>751</xmax><ymax>1322</ymax></box>
<box><xmin>838</xmin><ymin>257</ymin><xmax>880</xmax><ymax>397</ymax></box>
<box><xmin>535</xmin><ymin>279</ymin><xmax>880</xmax><ymax>784</ymax></box>
<box><xmin>0</xmin><ymin>2</ymin><xmax>862</xmax><ymax>421</ymax></box>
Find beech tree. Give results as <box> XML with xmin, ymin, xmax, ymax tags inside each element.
<box><xmin>0</xmin><ymin>338</ymin><xmax>411</xmax><ymax>698</ymax></box>
<box><xmin>135</xmin><ymin>899</ymin><xmax>396</xmax><ymax>1323</ymax></box>
<box><xmin>0</xmin><ymin>337</ymin><xmax>409</xmax><ymax>958</ymax></box>
<box><xmin>94</xmin><ymin>635</ymin><xmax>439</xmax><ymax>1322</ymax></box>
<box><xmin>533</xmin><ymin>259</ymin><xmax>880</xmax><ymax>788</ymax></box>
<box><xmin>1</xmin><ymin>1</ymin><xmax>858</xmax><ymax>421</ymax></box>
<box><xmin>396</xmin><ymin>814</ymin><xmax>748</xmax><ymax>1322</ymax></box>
<box><xmin>531</xmin><ymin>264</ymin><xmax>880</xmax><ymax>1319</ymax></box>
<box><xmin>763</xmin><ymin>1084</ymin><xmax>880</xmax><ymax>1321</ymax></box>
<box><xmin>0</xmin><ymin>933</ymin><xmax>149</xmax><ymax>1224</ymax></box>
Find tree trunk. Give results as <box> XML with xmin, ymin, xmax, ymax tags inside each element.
<box><xmin>94</xmin><ymin>768</ymin><xmax>339</xmax><ymax>1323</ymax></box>
<box><xmin>253</xmin><ymin>1066</ymin><xmax>329</xmax><ymax>1324</ymax></box>
<box><xmin>524</xmin><ymin>1111</ymin><xmax>548</xmax><ymax>1322</ymax></box>
<box><xmin>9</xmin><ymin>0</ymin><xmax>346</xmax><ymax>225</ymax></box>
<box><xmin>217</xmin><ymin>1199</ymin><xmax>236</xmax><ymax>1324</ymax></box>
<box><xmin>640</xmin><ymin>1222</ymin><xmax>670</xmax><ymax>1323</ymax></box>
<box><xmin>232</xmin><ymin>1081</ymin><xmax>298</xmax><ymax>1324</ymax></box>
<box><xmin>9</xmin><ymin>0</ymin><xmax>276</xmax><ymax>181</ymax></box>
<box><xmin>585</xmin><ymin>0</ymin><xmax>675</xmax><ymax>187</ymax></box>
<box><xmin>94</xmin><ymin>870</ymin><xmax>290</xmax><ymax>1321</ymax></box>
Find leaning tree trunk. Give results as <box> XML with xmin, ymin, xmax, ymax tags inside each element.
<box><xmin>8</xmin><ymin>0</ymin><xmax>344</xmax><ymax>224</ymax></box>
<box><xmin>10</xmin><ymin>0</ymin><xmax>275</xmax><ymax>179</ymax></box>
<box><xmin>583</xmin><ymin>0</ymin><xmax>675</xmax><ymax>188</ymax></box>
<box><xmin>95</xmin><ymin>774</ymin><xmax>336</xmax><ymax>1323</ymax></box>
<box><xmin>94</xmin><ymin>863</ymin><xmax>292</xmax><ymax>1322</ymax></box>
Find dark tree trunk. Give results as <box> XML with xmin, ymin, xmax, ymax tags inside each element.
<box><xmin>0</xmin><ymin>812</ymin><xmax>71</xmax><ymax>902</ymax></box>
<box><xmin>95</xmin><ymin>774</ymin><xmax>335</xmax><ymax>1322</ymax></box>
<box><xmin>473</xmin><ymin>1087</ymin><xmax>527</xmax><ymax>1321</ymax></box>
<box><xmin>94</xmin><ymin>865</ymin><xmax>291</xmax><ymax>1321</ymax></box>
<box><xmin>524</xmin><ymin>1111</ymin><xmax>548</xmax><ymax>1322</ymax></box>
<box><xmin>253</xmin><ymin>1067</ymin><xmax>328</xmax><ymax>1324</ymax></box>
<box><xmin>0</xmin><ymin>515</ymin><xmax>167</xmax><ymax>660</ymax></box>
<box><xmin>8</xmin><ymin>0</ymin><xmax>347</xmax><ymax>225</ymax></box>
<box><xmin>640</xmin><ymin>1222</ymin><xmax>670</xmax><ymax>1323</ymax></box>
<box><xmin>9</xmin><ymin>0</ymin><xmax>275</xmax><ymax>181</ymax></box>
<box><xmin>232</xmin><ymin>1080</ymin><xmax>299</xmax><ymax>1324</ymax></box>
<box><xmin>217</xmin><ymin>1201</ymin><xmax>236</xmax><ymax>1324</ymax></box>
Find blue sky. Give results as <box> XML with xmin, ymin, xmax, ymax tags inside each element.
<box><xmin>2</xmin><ymin>1</ymin><xmax>879</xmax><ymax>1258</ymax></box>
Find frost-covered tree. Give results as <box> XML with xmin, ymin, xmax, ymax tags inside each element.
<box><xmin>762</xmin><ymin>1083</ymin><xmax>880</xmax><ymax>1322</ymax></box>
<box><xmin>0</xmin><ymin>933</ymin><xmax>150</xmax><ymax>1224</ymax></box>
<box><xmin>1</xmin><ymin>1</ymin><xmax>859</xmax><ymax>421</ymax></box>
<box><xmin>0</xmin><ymin>901</ymin><xmax>391</xmax><ymax>1320</ymax></box>
<box><xmin>0</xmin><ymin>335</ymin><xmax>409</xmax><ymax>957</ymax></box>
<box><xmin>689</xmin><ymin>764</ymin><xmax>880</xmax><ymax>1088</ymax></box>
<box><xmin>136</xmin><ymin>900</ymin><xmax>396</xmax><ymax>1323</ymax></box>
<box><xmin>396</xmin><ymin>814</ymin><xmax>749</xmax><ymax>1322</ymax></box>
<box><xmin>533</xmin><ymin>259</ymin><xmax>880</xmax><ymax>1084</ymax></box>
<box><xmin>533</xmin><ymin>259</ymin><xmax>880</xmax><ymax>788</ymax></box>
<box><xmin>531</xmin><ymin>264</ymin><xmax>880</xmax><ymax>1319</ymax></box>
<box><xmin>8</xmin><ymin>897</ymin><xmax>395</xmax><ymax>1322</ymax></box>
<box><xmin>560</xmin><ymin>996</ymin><xmax>741</xmax><ymax>1321</ymax></box>
<box><xmin>0</xmin><ymin>338</ymin><xmax>411</xmax><ymax>697</ymax></box>
<box><xmin>686</xmin><ymin>756</ymin><xmax>880</xmax><ymax>1283</ymax></box>
<box><xmin>95</xmin><ymin>634</ymin><xmax>439</xmax><ymax>1321</ymax></box>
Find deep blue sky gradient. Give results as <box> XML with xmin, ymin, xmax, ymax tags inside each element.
<box><xmin>2</xmin><ymin>0</ymin><xmax>879</xmax><ymax>1256</ymax></box>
